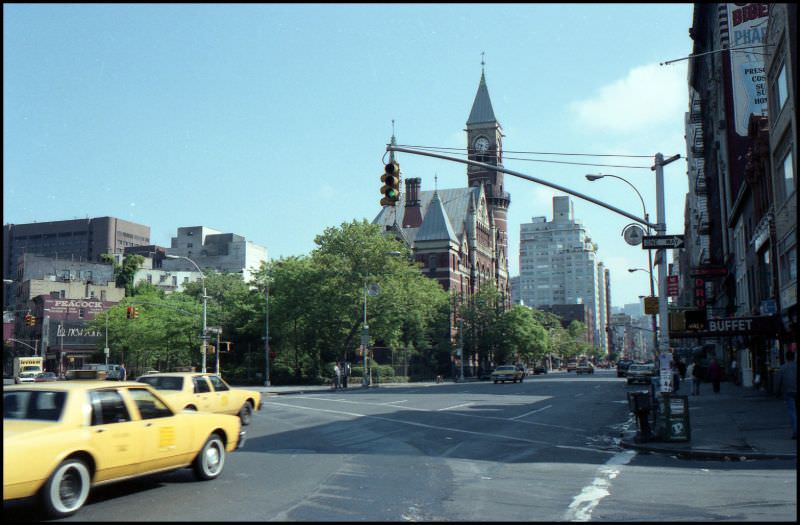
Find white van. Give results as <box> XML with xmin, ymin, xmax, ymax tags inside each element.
<box><xmin>85</xmin><ymin>363</ymin><xmax>122</xmax><ymax>380</ymax></box>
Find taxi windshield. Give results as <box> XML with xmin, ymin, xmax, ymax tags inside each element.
<box><xmin>4</xmin><ymin>390</ymin><xmax>66</xmax><ymax>421</ymax></box>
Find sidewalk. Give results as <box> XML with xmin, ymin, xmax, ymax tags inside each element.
<box><xmin>620</xmin><ymin>380</ymin><xmax>797</xmax><ymax>460</ymax></box>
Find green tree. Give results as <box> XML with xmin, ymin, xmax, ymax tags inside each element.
<box><xmin>499</xmin><ymin>305</ymin><xmax>548</xmax><ymax>364</ymax></box>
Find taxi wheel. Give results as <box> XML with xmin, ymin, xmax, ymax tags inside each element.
<box><xmin>184</xmin><ymin>405</ymin><xmax>198</xmax><ymax>411</ymax></box>
<box><xmin>42</xmin><ymin>458</ymin><xmax>91</xmax><ymax>519</ymax></box>
<box><xmin>193</xmin><ymin>433</ymin><xmax>226</xmax><ymax>481</ymax></box>
<box><xmin>238</xmin><ymin>402</ymin><xmax>253</xmax><ymax>426</ymax></box>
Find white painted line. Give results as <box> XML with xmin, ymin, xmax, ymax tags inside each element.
<box><xmin>574</xmin><ymin>393</ymin><xmax>584</xmax><ymax>397</ymax></box>
<box><xmin>563</xmin><ymin>449</ymin><xmax>637</xmax><ymax>521</ymax></box>
<box><xmin>281</xmin><ymin>395</ymin><xmax>586</xmax><ymax>432</ymax></box>
<box><xmin>269</xmin><ymin>401</ymin><xmax>595</xmax><ymax>449</ymax></box>
<box><xmin>510</xmin><ymin>404</ymin><xmax>552</xmax><ymax>420</ymax></box>
<box><xmin>437</xmin><ymin>402</ymin><xmax>473</xmax><ymax>411</ymax></box>
<box><xmin>383</xmin><ymin>399</ymin><xmax>408</xmax><ymax>405</ymax></box>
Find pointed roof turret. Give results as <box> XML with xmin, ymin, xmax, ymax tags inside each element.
<box><xmin>467</xmin><ymin>65</ymin><xmax>497</xmax><ymax>126</ymax></box>
<box><xmin>415</xmin><ymin>190</ymin><xmax>457</xmax><ymax>242</ymax></box>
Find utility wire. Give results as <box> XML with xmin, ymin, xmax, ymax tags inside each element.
<box><xmin>396</xmin><ymin>145</ymin><xmax>652</xmax><ymax>169</ymax></box>
<box><xmin>396</xmin><ymin>144</ymin><xmax>653</xmax><ymax>158</ymax></box>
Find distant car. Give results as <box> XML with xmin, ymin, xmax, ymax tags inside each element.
<box><xmin>3</xmin><ymin>381</ymin><xmax>245</xmax><ymax>519</ymax></box>
<box><xmin>532</xmin><ymin>365</ymin><xmax>548</xmax><ymax>375</ymax></box>
<box><xmin>616</xmin><ymin>360</ymin><xmax>633</xmax><ymax>378</ymax></box>
<box><xmin>491</xmin><ymin>365</ymin><xmax>524</xmax><ymax>383</ymax></box>
<box><xmin>33</xmin><ymin>372</ymin><xmax>58</xmax><ymax>382</ymax></box>
<box><xmin>137</xmin><ymin>372</ymin><xmax>262</xmax><ymax>426</ymax></box>
<box><xmin>566</xmin><ymin>361</ymin><xmax>578</xmax><ymax>372</ymax></box>
<box><xmin>576</xmin><ymin>362</ymin><xmax>594</xmax><ymax>375</ymax></box>
<box><xmin>626</xmin><ymin>363</ymin><xmax>656</xmax><ymax>385</ymax></box>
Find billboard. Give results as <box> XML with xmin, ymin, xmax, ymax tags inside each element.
<box><xmin>726</xmin><ymin>3</ymin><xmax>769</xmax><ymax>137</ymax></box>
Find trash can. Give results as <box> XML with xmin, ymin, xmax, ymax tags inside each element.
<box><xmin>627</xmin><ymin>391</ymin><xmax>653</xmax><ymax>442</ymax></box>
<box><xmin>655</xmin><ymin>393</ymin><xmax>690</xmax><ymax>442</ymax></box>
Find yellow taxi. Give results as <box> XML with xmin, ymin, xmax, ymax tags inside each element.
<box><xmin>136</xmin><ymin>372</ymin><xmax>262</xmax><ymax>425</ymax></box>
<box><xmin>3</xmin><ymin>380</ymin><xmax>245</xmax><ymax>519</ymax></box>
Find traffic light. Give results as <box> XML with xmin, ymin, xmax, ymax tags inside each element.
<box><xmin>126</xmin><ymin>306</ymin><xmax>133</xmax><ymax>319</ymax></box>
<box><xmin>133</xmin><ymin>307</ymin><xmax>140</xmax><ymax>319</ymax></box>
<box><xmin>24</xmin><ymin>313</ymin><xmax>35</xmax><ymax>326</ymax></box>
<box><xmin>380</xmin><ymin>161</ymin><xmax>401</xmax><ymax>206</ymax></box>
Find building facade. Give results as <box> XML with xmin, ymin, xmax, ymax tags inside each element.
<box><xmin>518</xmin><ymin>196</ymin><xmax>606</xmax><ymax>348</ymax></box>
<box><xmin>3</xmin><ymin>217</ymin><xmax>151</xmax><ymax>285</ymax></box>
<box><xmin>164</xmin><ymin>226</ymin><xmax>268</xmax><ymax>282</ymax></box>
<box><xmin>373</xmin><ymin>69</ymin><xmax>511</xmax><ymax>331</ymax></box>
<box><xmin>680</xmin><ymin>3</ymin><xmax>795</xmax><ymax>391</ymax></box>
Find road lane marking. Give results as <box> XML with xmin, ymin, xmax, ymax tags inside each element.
<box><xmin>269</xmin><ymin>401</ymin><xmax>607</xmax><ymax>452</ymax></box>
<box><xmin>563</xmin><ymin>449</ymin><xmax>637</xmax><ymax>521</ymax></box>
<box><xmin>382</xmin><ymin>399</ymin><xmax>408</xmax><ymax>405</ymax></box>
<box><xmin>437</xmin><ymin>402</ymin><xmax>473</xmax><ymax>411</ymax></box>
<box><xmin>282</xmin><ymin>396</ymin><xmax>586</xmax><ymax>432</ymax></box>
<box><xmin>510</xmin><ymin>405</ymin><xmax>552</xmax><ymax>420</ymax></box>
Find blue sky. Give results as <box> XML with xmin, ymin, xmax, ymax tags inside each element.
<box><xmin>3</xmin><ymin>3</ymin><xmax>693</xmax><ymax>308</ymax></box>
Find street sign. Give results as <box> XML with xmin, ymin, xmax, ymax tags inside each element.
<box><xmin>667</xmin><ymin>275</ymin><xmax>679</xmax><ymax>296</ymax></box>
<box><xmin>206</xmin><ymin>326</ymin><xmax>222</xmax><ymax>334</ymax></box>
<box><xmin>644</xmin><ymin>296</ymin><xmax>659</xmax><ymax>315</ymax></box>
<box><xmin>690</xmin><ymin>266</ymin><xmax>728</xmax><ymax>277</ymax></box>
<box><xmin>642</xmin><ymin>235</ymin><xmax>685</xmax><ymax>249</ymax></box>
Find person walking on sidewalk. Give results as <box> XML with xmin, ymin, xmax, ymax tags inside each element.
<box><xmin>730</xmin><ymin>356</ymin><xmax>739</xmax><ymax>386</ymax></box>
<box><xmin>776</xmin><ymin>351</ymin><xmax>797</xmax><ymax>440</ymax></box>
<box><xmin>332</xmin><ymin>362</ymin><xmax>341</xmax><ymax>390</ymax></box>
<box><xmin>690</xmin><ymin>358</ymin><xmax>702</xmax><ymax>395</ymax></box>
<box><xmin>708</xmin><ymin>357</ymin><xmax>722</xmax><ymax>393</ymax></box>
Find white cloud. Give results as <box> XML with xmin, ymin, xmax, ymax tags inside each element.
<box><xmin>569</xmin><ymin>63</ymin><xmax>687</xmax><ymax>134</ymax></box>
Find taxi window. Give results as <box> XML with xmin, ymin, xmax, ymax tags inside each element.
<box><xmin>3</xmin><ymin>390</ymin><xmax>66</xmax><ymax>421</ymax></box>
<box><xmin>128</xmin><ymin>388</ymin><xmax>174</xmax><ymax>419</ymax></box>
<box><xmin>207</xmin><ymin>375</ymin><xmax>229</xmax><ymax>392</ymax></box>
<box><xmin>193</xmin><ymin>376</ymin><xmax>211</xmax><ymax>393</ymax></box>
<box><xmin>139</xmin><ymin>376</ymin><xmax>184</xmax><ymax>391</ymax></box>
<box><xmin>90</xmin><ymin>390</ymin><xmax>131</xmax><ymax>425</ymax></box>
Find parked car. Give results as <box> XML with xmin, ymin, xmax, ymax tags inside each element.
<box><xmin>616</xmin><ymin>359</ymin><xmax>633</xmax><ymax>378</ymax></box>
<box><xmin>491</xmin><ymin>365</ymin><xmax>524</xmax><ymax>383</ymax></box>
<box><xmin>566</xmin><ymin>360</ymin><xmax>578</xmax><ymax>372</ymax></box>
<box><xmin>33</xmin><ymin>372</ymin><xmax>59</xmax><ymax>382</ymax></box>
<box><xmin>137</xmin><ymin>372</ymin><xmax>262</xmax><ymax>426</ymax></box>
<box><xmin>576</xmin><ymin>362</ymin><xmax>594</xmax><ymax>375</ymax></box>
<box><xmin>626</xmin><ymin>363</ymin><xmax>656</xmax><ymax>385</ymax></box>
<box><xmin>3</xmin><ymin>380</ymin><xmax>245</xmax><ymax>519</ymax></box>
<box><xmin>532</xmin><ymin>364</ymin><xmax>548</xmax><ymax>375</ymax></box>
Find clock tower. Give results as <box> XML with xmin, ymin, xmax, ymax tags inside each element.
<box><xmin>465</xmin><ymin>64</ymin><xmax>510</xmax><ymax>298</ymax></box>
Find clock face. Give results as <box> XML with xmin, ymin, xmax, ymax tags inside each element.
<box><xmin>474</xmin><ymin>136</ymin><xmax>490</xmax><ymax>152</ymax></box>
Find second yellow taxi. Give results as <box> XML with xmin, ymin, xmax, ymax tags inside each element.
<box><xmin>137</xmin><ymin>372</ymin><xmax>262</xmax><ymax>425</ymax></box>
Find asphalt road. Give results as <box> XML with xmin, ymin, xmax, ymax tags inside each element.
<box><xmin>5</xmin><ymin>369</ymin><xmax>796</xmax><ymax>521</ymax></box>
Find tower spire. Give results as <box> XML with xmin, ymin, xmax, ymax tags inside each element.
<box><xmin>389</xmin><ymin>119</ymin><xmax>397</xmax><ymax>163</ymax></box>
<box><xmin>481</xmin><ymin>51</ymin><xmax>485</xmax><ymax>74</ymax></box>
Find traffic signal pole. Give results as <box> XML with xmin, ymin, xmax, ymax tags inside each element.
<box><xmin>386</xmin><ymin>146</ymin><xmax>658</xmax><ymax>230</ymax></box>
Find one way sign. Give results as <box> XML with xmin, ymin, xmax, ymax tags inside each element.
<box><xmin>642</xmin><ymin>235</ymin><xmax>685</xmax><ymax>249</ymax></box>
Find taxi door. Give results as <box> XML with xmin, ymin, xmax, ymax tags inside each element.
<box><xmin>126</xmin><ymin>387</ymin><xmax>193</xmax><ymax>471</ymax></box>
<box><xmin>191</xmin><ymin>375</ymin><xmax>214</xmax><ymax>412</ymax></box>
<box><xmin>88</xmin><ymin>389</ymin><xmax>142</xmax><ymax>482</ymax></box>
<box><xmin>207</xmin><ymin>375</ymin><xmax>233</xmax><ymax>415</ymax></box>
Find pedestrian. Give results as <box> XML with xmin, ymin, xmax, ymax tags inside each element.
<box><xmin>691</xmin><ymin>359</ymin><xmax>702</xmax><ymax>395</ymax></box>
<box><xmin>708</xmin><ymin>357</ymin><xmax>722</xmax><ymax>393</ymax></box>
<box><xmin>776</xmin><ymin>351</ymin><xmax>797</xmax><ymax>440</ymax></box>
<box><xmin>118</xmin><ymin>363</ymin><xmax>126</xmax><ymax>381</ymax></box>
<box><xmin>677</xmin><ymin>358</ymin><xmax>687</xmax><ymax>381</ymax></box>
<box><xmin>730</xmin><ymin>356</ymin><xmax>739</xmax><ymax>386</ymax></box>
<box><xmin>671</xmin><ymin>360</ymin><xmax>681</xmax><ymax>393</ymax></box>
<box><xmin>342</xmin><ymin>361</ymin><xmax>349</xmax><ymax>389</ymax></box>
<box><xmin>333</xmin><ymin>362</ymin><xmax>341</xmax><ymax>390</ymax></box>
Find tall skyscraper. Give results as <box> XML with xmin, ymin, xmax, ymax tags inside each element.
<box><xmin>519</xmin><ymin>196</ymin><xmax>605</xmax><ymax>347</ymax></box>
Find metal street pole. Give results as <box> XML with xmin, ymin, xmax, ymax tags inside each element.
<box><xmin>165</xmin><ymin>255</ymin><xmax>207</xmax><ymax>373</ymax></box>
<box><xmin>459</xmin><ymin>317</ymin><xmax>465</xmax><ymax>382</ymax></box>
<box><xmin>362</xmin><ymin>274</ymin><xmax>369</xmax><ymax>387</ymax></box>
<box><xmin>653</xmin><ymin>153</ymin><xmax>681</xmax><ymax>357</ymax></box>
<box><xmin>264</xmin><ymin>279</ymin><xmax>270</xmax><ymax>386</ymax></box>
<box><xmin>104</xmin><ymin>311</ymin><xmax>109</xmax><ymax>367</ymax></box>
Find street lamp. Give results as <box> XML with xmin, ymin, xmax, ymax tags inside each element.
<box><xmin>165</xmin><ymin>255</ymin><xmax>208</xmax><ymax>373</ymax></box>
<box><xmin>587</xmin><ymin>173</ymin><xmax>658</xmax><ymax>355</ymax></box>
<box><xmin>361</xmin><ymin>251</ymin><xmax>403</xmax><ymax>387</ymax></box>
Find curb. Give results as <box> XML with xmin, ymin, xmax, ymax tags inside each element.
<box><xmin>620</xmin><ymin>438</ymin><xmax>797</xmax><ymax>461</ymax></box>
